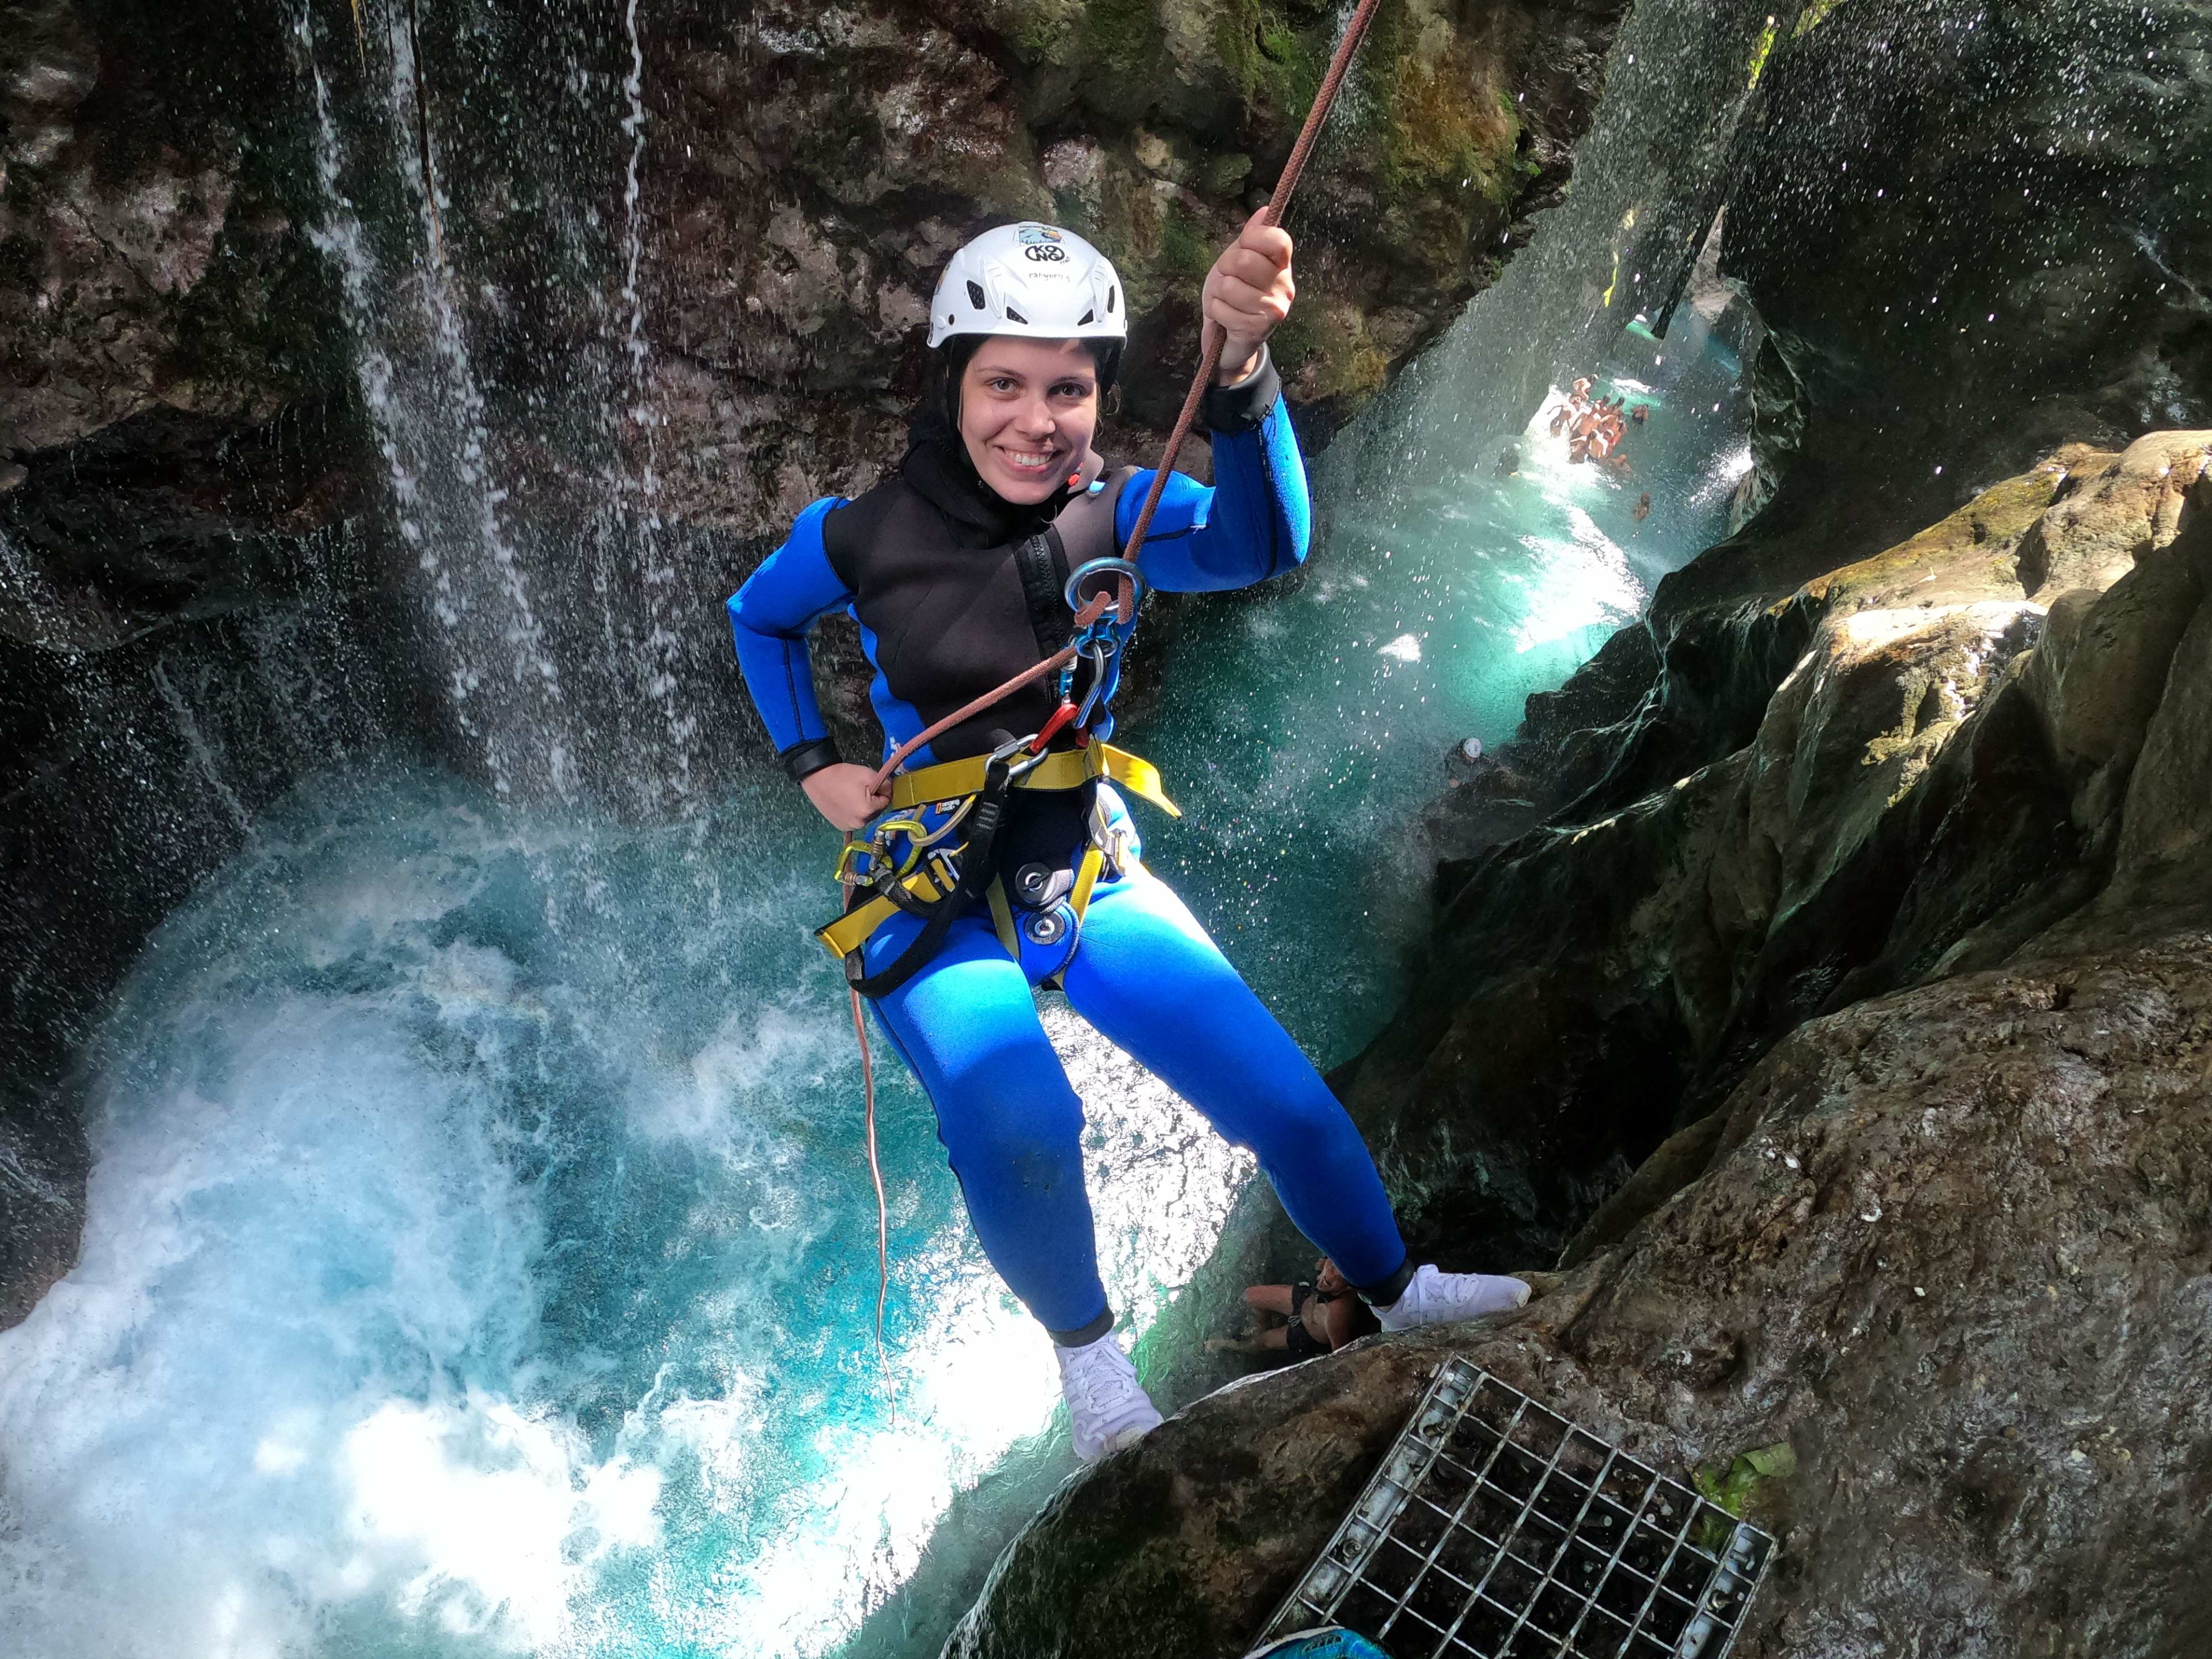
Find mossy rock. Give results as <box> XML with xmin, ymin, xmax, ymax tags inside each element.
<box><xmin>976</xmin><ymin>0</ymin><xmax>1558</xmax><ymax>434</ymax></box>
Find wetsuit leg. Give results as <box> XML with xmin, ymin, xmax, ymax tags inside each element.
<box><xmin>1056</xmin><ymin>869</ymin><xmax>1407</xmax><ymax>1287</ymax></box>
<box><xmin>866</xmin><ymin>911</ymin><xmax>1112</xmax><ymax>1338</ymax></box>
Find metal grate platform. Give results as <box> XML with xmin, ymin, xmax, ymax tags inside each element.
<box><xmin>1255</xmin><ymin>1358</ymin><xmax>1775</xmax><ymax>1659</ymax></box>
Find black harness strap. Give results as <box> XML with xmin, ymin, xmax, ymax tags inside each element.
<box><xmin>1014</xmin><ymin>532</ymin><xmax>1070</xmax><ymax>657</ymax></box>
<box><xmin>847</xmin><ymin>755</ymin><xmax>1019</xmax><ymax>998</ymax></box>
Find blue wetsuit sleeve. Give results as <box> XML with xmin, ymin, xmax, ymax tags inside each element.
<box><xmin>1116</xmin><ymin>363</ymin><xmax>1310</xmax><ymax>593</ymax></box>
<box><xmin>726</xmin><ymin>497</ymin><xmax>850</xmax><ymax>775</ymax></box>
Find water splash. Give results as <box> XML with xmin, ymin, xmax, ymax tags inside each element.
<box><xmin>149</xmin><ymin>658</ymin><xmax>253</xmax><ymax>833</ymax></box>
<box><xmin>0</xmin><ymin>774</ymin><xmax>1247</xmax><ymax>1658</ymax></box>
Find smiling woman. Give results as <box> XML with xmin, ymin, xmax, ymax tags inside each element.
<box><xmin>957</xmin><ymin>339</ymin><xmax>1105</xmax><ymax>502</ymax></box>
<box><xmin>725</xmin><ymin>215</ymin><xmax>1531</xmax><ymax>1466</ymax></box>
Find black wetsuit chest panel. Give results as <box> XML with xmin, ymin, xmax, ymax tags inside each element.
<box><xmin>827</xmin><ymin>476</ymin><xmax>1124</xmax><ymax>763</ymax></box>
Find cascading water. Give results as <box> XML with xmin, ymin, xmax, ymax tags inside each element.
<box><xmin>293</xmin><ymin>0</ymin><xmax>577</xmax><ymax>804</ymax></box>
<box><xmin>0</xmin><ymin>771</ymin><xmax>1249</xmax><ymax>1656</ymax></box>
<box><xmin>1135</xmin><ymin>303</ymin><xmax>1756</xmax><ymax>1047</ymax></box>
<box><xmin>0</xmin><ymin>0</ymin><xmax>1779</xmax><ymax>1654</ymax></box>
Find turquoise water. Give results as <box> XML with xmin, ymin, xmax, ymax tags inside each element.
<box><xmin>0</xmin><ymin>327</ymin><xmax>1744</xmax><ymax>1656</ymax></box>
<box><xmin>1137</xmin><ymin>313</ymin><xmax>1749</xmax><ymax>1054</ymax></box>
<box><xmin>0</xmin><ymin>773</ymin><xmax>1252</xmax><ymax>1656</ymax></box>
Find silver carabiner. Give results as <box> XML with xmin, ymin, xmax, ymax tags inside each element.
<box><xmin>1063</xmin><ymin>556</ymin><xmax>1146</xmax><ymax>622</ymax></box>
<box><xmin>1075</xmin><ymin>642</ymin><xmax>1113</xmax><ymax>726</ymax></box>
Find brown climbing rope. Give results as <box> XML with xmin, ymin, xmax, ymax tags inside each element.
<box><xmin>1116</xmin><ymin>0</ymin><xmax>1387</xmax><ymax>567</ymax></box>
<box><xmin>868</xmin><ymin>589</ymin><xmax>1116</xmax><ymax>793</ymax></box>
<box><xmin>851</xmin><ymin>984</ymin><xmax>892</xmax><ymax>1381</ymax></box>
<box><xmin>847</xmin><ymin>0</ymin><xmax>1387</xmax><ymax>1384</ymax></box>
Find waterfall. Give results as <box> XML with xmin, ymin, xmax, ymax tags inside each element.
<box><xmin>288</xmin><ymin>0</ymin><xmax>734</xmax><ymax>810</ymax></box>
<box><xmin>293</xmin><ymin>0</ymin><xmax>575</xmax><ymax>802</ymax></box>
<box><xmin>149</xmin><ymin>660</ymin><xmax>255</xmax><ymax>834</ymax></box>
<box><xmin>1329</xmin><ymin>0</ymin><xmax>1782</xmax><ymax>497</ymax></box>
<box><xmin>0</xmin><ymin>0</ymin><xmax>1791</xmax><ymax>1654</ymax></box>
<box><xmin>613</xmin><ymin>0</ymin><xmax>696</xmax><ymax>810</ymax></box>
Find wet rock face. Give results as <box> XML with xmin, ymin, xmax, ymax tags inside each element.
<box><xmin>0</xmin><ymin>2</ymin><xmax>411</xmax><ymax>1309</ymax></box>
<box><xmin>1721</xmin><ymin>0</ymin><xmax>2212</xmax><ymax>557</ymax></box>
<box><xmin>952</xmin><ymin>921</ymin><xmax>2212</xmax><ymax>1658</ymax></box>
<box><xmin>1344</xmin><ymin>433</ymin><xmax>2211</xmax><ymax>1277</ymax></box>
<box><xmin>0</xmin><ymin>0</ymin><xmax>1630</xmax><ymax>616</ymax></box>
<box><xmin>0</xmin><ymin>0</ymin><xmax>347</xmax><ymax>468</ymax></box>
<box><xmin>963</xmin><ymin>433</ymin><xmax>2212</xmax><ymax>1656</ymax></box>
<box><xmin>637</xmin><ymin>0</ymin><xmax>1623</xmax><ymax>527</ymax></box>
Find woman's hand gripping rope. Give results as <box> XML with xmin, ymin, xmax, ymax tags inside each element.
<box><xmin>1114</xmin><ymin>0</ymin><xmax>1383</xmax><ymax>571</ymax></box>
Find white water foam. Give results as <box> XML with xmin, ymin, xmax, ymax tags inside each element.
<box><xmin>0</xmin><ymin>777</ymin><xmax>1247</xmax><ymax>1658</ymax></box>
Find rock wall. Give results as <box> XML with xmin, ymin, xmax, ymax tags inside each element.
<box><xmin>0</xmin><ymin>0</ymin><xmax>422</xmax><ymax>1327</ymax></box>
<box><xmin>630</xmin><ymin>0</ymin><xmax>1622</xmax><ymax>527</ymax></box>
<box><xmin>975</xmin><ymin>6</ymin><xmax>2212</xmax><ymax>1616</ymax></box>
<box><xmin>952</xmin><ymin>909</ymin><xmax>2212</xmax><ymax>1657</ymax></box>
<box><xmin>1718</xmin><ymin>0</ymin><xmax>2212</xmax><ymax>584</ymax></box>
<box><xmin>953</xmin><ymin>436</ymin><xmax>2212</xmax><ymax>1656</ymax></box>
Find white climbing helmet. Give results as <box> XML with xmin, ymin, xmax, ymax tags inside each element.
<box><xmin>927</xmin><ymin>222</ymin><xmax>1127</xmax><ymax>349</ymax></box>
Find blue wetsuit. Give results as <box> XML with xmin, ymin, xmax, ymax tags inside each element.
<box><xmin>728</xmin><ymin>353</ymin><xmax>1408</xmax><ymax>1342</ymax></box>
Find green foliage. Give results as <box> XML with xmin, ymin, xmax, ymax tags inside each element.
<box><xmin>1158</xmin><ymin>199</ymin><xmax>1215</xmax><ymax>285</ymax></box>
<box><xmin>1692</xmin><ymin>1441</ymin><xmax>1797</xmax><ymax>1518</ymax></box>
<box><xmin>1746</xmin><ymin>15</ymin><xmax>1782</xmax><ymax>88</ymax></box>
<box><xmin>1794</xmin><ymin>0</ymin><xmax>1847</xmax><ymax>35</ymax></box>
<box><xmin>1251</xmin><ymin>3</ymin><xmax>1331</xmax><ymax>118</ymax></box>
<box><xmin>1069</xmin><ymin>0</ymin><xmax>1175</xmax><ymax>85</ymax></box>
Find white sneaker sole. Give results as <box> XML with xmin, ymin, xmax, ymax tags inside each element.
<box><xmin>1077</xmin><ymin>1415</ymin><xmax>1160</xmax><ymax>1463</ymax></box>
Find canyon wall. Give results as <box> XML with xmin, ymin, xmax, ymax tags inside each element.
<box><xmin>953</xmin><ymin>425</ymin><xmax>2212</xmax><ymax>1659</ymax></box>
<box><xmin>952</xmin><ymin>0</ymin><xmax>2212</xmax><ymax>1648</ymax></box>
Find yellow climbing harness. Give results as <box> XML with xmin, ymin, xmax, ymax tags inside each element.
<box><xmin>880</xmin><ymin>741</ymin><xmax>1177</xmax><ymax>817</ymax></box>
<box><xmin>815</xmin><ymin>741</ymin><xmax>1173</xmax><ymax>967</ymax></box>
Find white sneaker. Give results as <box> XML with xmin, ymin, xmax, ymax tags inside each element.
<box><xmin>1055</xmin><ymin>1332</ymin><xmax>1163</xmax><ymax>1463</ymax></box>
<box><xmin>1374</xmin><ymin>1263</ymin><xmax>1531</xmax><ymax>1332</ymax></box>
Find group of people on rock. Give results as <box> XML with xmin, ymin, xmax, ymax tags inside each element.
<box><xmin>1549</xmin><ymin>375</ymin><xmax>1645</xmax><ymax>470</ymax></box>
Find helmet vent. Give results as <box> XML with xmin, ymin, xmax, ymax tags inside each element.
<box><xmin>1004</xmin><ymin>306</ymin><xmax>1028</xmax><ymax>324</ymax></box>
<box><xmin>966</xmin><ymin>280</ymin><xmax>987</xmax><ymax>310</ymax></box>
<box><xmin>1077</xmin><ymin>309</ymin><xmax>1095</xmax><ymax>325</ymax></box>
<box><xmin>1107</xmin><ymin>285</ymin><xmax>1118</xmax><ymax>313</ymax></box>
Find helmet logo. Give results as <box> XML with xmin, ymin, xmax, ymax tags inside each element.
<box><xmin>1022</xmin><ymin>243</ymin><xmax>1067</xmax><ymax>263</ymax></box>
<box><xmin>1014</xmin><ymin>225</ymin><xmax>1064</xmax><ymax>244</ymax></box>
